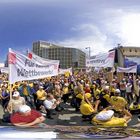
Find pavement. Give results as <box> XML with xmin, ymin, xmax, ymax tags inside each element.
<box><xmin>0</xmin><ymin>103</ymin><xmax>140</xmax><ymax>139</ymax></box>
<box><xmin>0</xmin><ymin>103</ymin><xmax>139</xmax><ymax>127</ymax></box>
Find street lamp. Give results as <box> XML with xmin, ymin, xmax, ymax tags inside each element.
<box><xmin>85</xmin><ymin>47</ymin><xmax>91</xmax><ymax>58</ymax></box>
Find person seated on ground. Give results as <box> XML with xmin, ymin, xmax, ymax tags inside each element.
<box><xmin>75</xmin><ymin>83</ymin><xmax>85</xmax><ymax>111</ymax></box>
<box><xmin>92</xmin><ymin>108</ymin><xmax>132</xmax><ymax>127</ymax></box>
<box><xmin>80</xmin><ymin>92</ymin><xmax>98</xmax><ymax>121</ymax></box>
<box><xmin>43</xmin><ymin>94</ymin><xmax>59</xmax><ymax>119</ymax></box>
<box><xmin>109</xmin><ymin>89</ymin><xmax>127</xmax><ymax>117</ymax></box>
<box><xmin>95</xmin><ymin>86</ymin><xmax>111</xmax><ymax>111</ymax></box>
<box><xmin>54</xmin><ymin>95</ymin><xmax>64</xmax><ymax>112</ymax></box>
<box><xmin>10</xmin><ymin>105</ymin><xmax>45</xmax><ymax>127</ymax></box>
<box><xmin>7</xmin><ymin>91</ymin><xmax>26</xmax><ymax>113</ymax></box>
<box><xmin>129</xmin><ymin>101</ymin><xmax>140</xmax><ymax>114</ymax></box>
<box><xmin>93</xmin><ymin>83</ymin><xmax>101</xmax><ymax>101</ymax></box>
<box><xmin>18</xmin><ymin>81</ymin><xmax>35</xmax><ymax>107</ymax></box>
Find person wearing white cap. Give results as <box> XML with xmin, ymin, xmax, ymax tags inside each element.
<box><xmin>10</xmin><ymin>105</ymin><xmax>45</xmax><ymax>127</ymax></box>
<box><xmin>109</xmin><ymin>89</ymin><xmax>127</xmax><ymax>113</ymax></box>
<box><xmin>7</xmin><ymin>91</ymin><xmax>26</xmax><ymax>113</ymax></box>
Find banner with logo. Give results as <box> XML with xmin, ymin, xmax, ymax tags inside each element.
<box><xmin>86</xmin><ymin>51</ymin><xmax>115</xmax><ymax>68</ymax></box>
<box><xmin>59</xmin><ymin>68</ymin><xmax>72</xmax><ymax>76</ymax></box>
<box><xmin>9</xmin><ymin>48</ymin><xmax>59</xmax><ymax>84</ymax></box>
<box><xmin>124</xmin><ymin>56</ymin><xmax>140</xmax><ymax>74</ymax></box>
<box><xmin>117</xmin><ymin>65</ymin><xmax>137</xmax><ymax>73</ymax></box>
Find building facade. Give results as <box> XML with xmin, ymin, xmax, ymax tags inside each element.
<box><xmin>113</xmin><ymin>46</ymin><xmax>140</xmax><ymax>74</ymax></box>
<box><xmin>32</xmin><ymin>41</ymin><xmax>86</xmax><ymax>69</ymax></box>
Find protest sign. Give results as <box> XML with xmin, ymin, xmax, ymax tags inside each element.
<box><xmin>86</xmin><ymin>51</ymin><xmax>115</xmax><ymax>68</ymax></box>
<box><xmin>117</xmin><ymin>65</ymin><xmax>137</xmax><ymax>73</ymax></box>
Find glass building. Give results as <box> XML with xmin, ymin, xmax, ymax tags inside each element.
<box><xmin>32</xmin><ymin>40</ymin><xmax>86</xmax><ymax>69</ymax></box>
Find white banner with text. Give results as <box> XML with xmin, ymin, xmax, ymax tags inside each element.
<box><xmin>9</xmin><ymin>48</ymin><xmax>59</xmax><ymax>84</ymax></box>
<box><xmin>86</xmin><ymin>51</ymin><xmax>115</xmax><ymax>68</ymax></box>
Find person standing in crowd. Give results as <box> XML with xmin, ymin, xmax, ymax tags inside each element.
<box><xmin>10</xmin><ymin>105</ymin><xmax>45</xmax><ymax>127</ymax></box>
<box><xmin>0</xmin><ymin>85</ymin><xmax>10</xmax><ymax>112</ymax></box>
<box><xmin>120</xmin><ymin>79</ymin><xmax>126</xmax><ymax>98</ymax></box>
<box><xmin>126</xmin><ymin>82</ymin><xmax>133</xmax><ymax>104</ymax></box>
<box><xmin>61</xmin><ymin>83</ymin><xmax>71</xmax><ymax>103</ymax></box>
<box><xmin>80</xmin><ymin>92</ymin><xmax>98</xmax><ymax>121</ymax></box>
<box><xmin>134</xmin><ymin>79</ymin><xmax>140</xmax><ymax>103</ymax></box>
<box><xmin>54</xmin><ymin>81</ymin><xmax>62</xmax><ymax>97</ymax></box>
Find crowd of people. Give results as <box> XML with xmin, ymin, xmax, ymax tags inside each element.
<box><xmin>0</xmin><ymin>69</ymin><xmax>140</xmax><ymax>127</ymax></box>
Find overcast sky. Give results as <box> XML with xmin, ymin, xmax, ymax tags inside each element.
<box><xmin>0</xmin><ymin>0</ymin><xmax>140</xmax><ymax>62</ymax></box>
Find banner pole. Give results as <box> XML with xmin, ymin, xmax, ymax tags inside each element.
<box><xmin>8</xmin><ymin>48</ymin><xmax>13</xmax><ymax>114</ymax></box>
<box><xmin>9</xmin><ymin>84</ymin><xmax>13</xmax><ymax>114</ymax></box>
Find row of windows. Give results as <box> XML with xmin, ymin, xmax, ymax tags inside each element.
<box><xmin>122</xmin><ymin>49</ymin><xmax>140</xmax><ymax>53</ymax></box>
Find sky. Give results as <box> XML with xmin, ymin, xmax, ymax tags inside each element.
<box><xmin>0</xmin><ymin>0</ymin><xmax>140</xmax><ymax>62</ymax></box>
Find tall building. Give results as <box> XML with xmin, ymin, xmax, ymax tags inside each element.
<box><xmin>32</xmin><ymin>40</ymin><xmax>86</xmax><ymax>69</ymax></box>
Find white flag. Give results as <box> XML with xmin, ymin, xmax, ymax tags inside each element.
<box><xmin>86</xmin><ymin>51</ymin><xmax>115</xmax><ymax>68</ymax></box>
<box><xmin>117</xmin><ymin>65</ymin><xmax>137</xmax><ymax>73</ymax></box>
<box><xmin>8</xmin><ymin>48</ymin><xmax>59</xmax><ymax>84</ymax></box>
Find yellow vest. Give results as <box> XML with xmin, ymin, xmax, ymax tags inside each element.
<box><xmin>129</xmin><ymin>103</ymin><xmax>140</xmax><ymax>110</ymax></box>
<box><xmin>110</xmin><ymin>96</ymin><xmax>127</xmax><ymax>111</ymax></box>
<box><xmin>23</xmin><ymin>87</ymin><xmax>29</xmax><ymax>96</ymax></box>
<box><xmin>80</xmin><ymin>100</ymin><xmax>94</xmax><ymax>115</ymax></box>
<box><xmin>92</xmin><ymin>116</ymin><xmax>127</xmax><ymax>127</ymax></box>
<box><xmin>94</xmin><ymin>89</ymin><xmax>101</xmax><ymax>100</ymax></box>
<box><xmin>63</xmin><ymin>87</ymin><xmax>69</xmax><ymax>94</ymax></box>
<box><xmin>36</xmin><ymin>90</ymin><xmax>46</xmax><ymax>100</ymax></box>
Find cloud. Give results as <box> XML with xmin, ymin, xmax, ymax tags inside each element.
<box><xmin>54</xmin><ymin>23</ymin><xmax>113</xmax><ymax>56</ymax></box>
<box><xmin>104</xmin><ymin>9</ymin><xmax>140</xmax><ymax>47</ymax></box>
